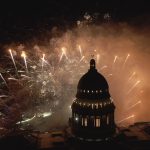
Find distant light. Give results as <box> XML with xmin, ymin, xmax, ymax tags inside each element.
<box><xmin>75</xmin><ymin>117</ymin><xmax>78</xmax><ymax>121</ymax></box>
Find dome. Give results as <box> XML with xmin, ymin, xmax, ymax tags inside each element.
<box><xmin>70</xmin><ymin>59</ymin><xmax>116</xmax><ymax>140</ymax></box>
<box><xmin>76</xmin><ymin>59</ymin><xmax>110</xmax><ymax>100</ymax></box>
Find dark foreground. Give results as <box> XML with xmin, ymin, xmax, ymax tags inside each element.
<box><xmin>0</xmin><ymin>122</ymin><xmax>150</xmax><ymax>150</ymax></box>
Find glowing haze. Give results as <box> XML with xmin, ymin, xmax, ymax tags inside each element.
<box><xmin>0</xmin><ymin>16</ymin><xmax>150</xmax><ymax>131</ymax></box>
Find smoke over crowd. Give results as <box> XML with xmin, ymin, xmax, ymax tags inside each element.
<box><xmin>0</xmin><ymin>14</ymin><xmax>150</xmax><ymax>133</ymax></box>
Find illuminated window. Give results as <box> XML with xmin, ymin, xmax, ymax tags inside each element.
<box><xmin>96</xmin><ymin>117</ymin><xmax>100</xmax><ymax>127</ymax></box>
<box><xmin>85</xmin><ymin>118</ymin><xmax>87</xmax><ymax>126</ymax></box>
<box><xmin>87</xmin><ymin>90</ymin><xmax>89</xmax><ymax>93</ymax></box>
<box><xmin>92</xmin><ymin>90</ymin><xmax>93</xmax><ymax>93</ymax></box>
<box><xmin>96</xmin><ymin>90</ymin><xmax>98</xmax><ymax>93</ymax></box>
<box><xmin>92</xmin><ymin>104</ymin><xmax>94</xmax><ymax>109</ymax></box>
<box><xmin>100</xmin><ymin>103</ymin><xmax>102</xmax><ymax>107</ymax></box>
<box><xmin>82</xmin><ymin>118</ymin><xmax>84</xmax><ymax>126</ymax></box>
<box><xmin>83</xmin><ymin>90</ymin><xmax>85</xmax><ymax>93</ymax></box>
<box><xmin>107</xmin><ymin>116</ymin><xmax>109</xmax><ymax>125</ymax></box>
<box><xmin>95</xmin><ymin>103</ymin><xmax>98</xmax><ymax>109</ymax></box>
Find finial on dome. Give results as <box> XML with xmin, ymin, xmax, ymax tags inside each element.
<box><xmin>90</xmin><ymin>58</ymin><xmax>96</xmax><ymax>69</ymax></box>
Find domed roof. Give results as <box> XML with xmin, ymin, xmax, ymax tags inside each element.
<box><xmin>76</xmin><ymin>59</ymin><xmax>110</xmax><ymax>100</ymax></box>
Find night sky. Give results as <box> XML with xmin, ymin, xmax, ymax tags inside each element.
<box><xmin>0</xmin><ymin>0</ymin><xmax>150</xmax><ymax>43</ymax></box>
<box><xmin>0</xmin><ymin>0</ymin><xmax>149</xmax><ymax>19</ymax></box>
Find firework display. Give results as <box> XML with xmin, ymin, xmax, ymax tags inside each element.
<box><xmin>0</xmin><ymin>16</ymin><xmax>149</xmax><ymax>133</ymax></box>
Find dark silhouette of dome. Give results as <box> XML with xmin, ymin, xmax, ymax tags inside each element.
<box><xmin>69</xmin><ymin>58</ymin><xmax>116</xmax><ymax>140</ymax></box>
<box><xmin>76</xmin><ymin>59</ymin><xmax>110</xmax><ymax>99</ymax></box>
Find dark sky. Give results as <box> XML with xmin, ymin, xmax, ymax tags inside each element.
<box><xmin>0</xmin><ymin>0</ymin><xmax>150</xmax><ymax>20</ymax></box>
<box><xmin>0</xmin><ymin>0</ymin><xmax>150</xmax><ymax>43</ymax></box>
